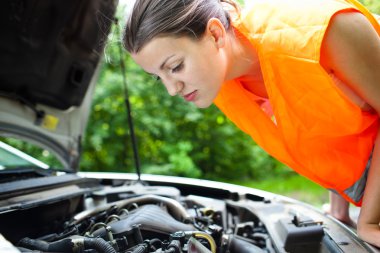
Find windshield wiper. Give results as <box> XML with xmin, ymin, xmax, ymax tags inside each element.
<box><xmin>0</xmin><ymin>166</ymin><xmax>73</xmax><ymax>184</ymax></box>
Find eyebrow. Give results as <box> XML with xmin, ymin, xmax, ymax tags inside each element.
<box><xmin>159</xmin><ymin>54</ymin><xmax>175</xmax><ymax>70</ymax></box>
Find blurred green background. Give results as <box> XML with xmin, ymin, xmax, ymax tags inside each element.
<box><xmin>2</xmin><ymin>0</ymin><xmax>378</xmax><ymax>209</ymax></box>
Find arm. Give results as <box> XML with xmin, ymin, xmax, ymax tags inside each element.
<box><xmin>320</xmin><ymin>11</ymin><xmax>380</xmax><ymax>247</ymax></box>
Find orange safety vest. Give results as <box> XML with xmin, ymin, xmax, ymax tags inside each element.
<box><xmin>214</xmin><ymin>0</ymin><xmax>380</xmax><ymax>206</ymax></box>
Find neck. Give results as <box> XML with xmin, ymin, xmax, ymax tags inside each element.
<box><xmin>225</xmin><ymin>28</ymin><xmax>261</xmax><ymax>81</ymax></box>
<box><xmin>225</xmin><ymin>28</ymin><xmax>267</xmax><ymax>98</ymax></box>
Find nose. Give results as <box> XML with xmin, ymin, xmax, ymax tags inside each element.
<box><xmin>164</xmin><ymin>78</ymin><xmax>184</xmax><ymax>96</ymax></box>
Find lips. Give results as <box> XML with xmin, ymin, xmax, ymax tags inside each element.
<box><xmin>183</xmin><ymin>90</ymin><xmax>198</xmax><ymax>102</ymax></box>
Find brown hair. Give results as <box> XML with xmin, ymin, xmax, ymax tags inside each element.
<box><xmin>123</xmin><ymin>0</ymin><xmax>240</xmax><ymax>53</ymax></box>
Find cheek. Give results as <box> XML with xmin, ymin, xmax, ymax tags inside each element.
<box><xmin>204</xmin><ymin>54</ymin><xmax>227</xmax><ymax>82</ymax></box>
<box><xmin>186</xmin><ymin>52</ymin><xmax>225</xmax><ymax>89</ymax></box>
<box><xmin>203</xmin><ymin>64</ymin><xmax>225</xmax><ymax>89</ymax></box>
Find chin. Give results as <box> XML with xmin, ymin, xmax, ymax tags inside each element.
<box><xmin>194</xmin><ymin>100</ymin><xmax>212</xmax><ymax>109</ymax></box>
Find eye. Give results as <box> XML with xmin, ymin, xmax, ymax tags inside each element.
<box><xmin>171</xmin><ymin>62</ymin><xmax>184</xmax><ymax>73</ymax></box>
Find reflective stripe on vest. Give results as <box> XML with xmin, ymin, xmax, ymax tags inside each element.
<box><xmin>343</xmin><ymin>151</ymin><xmax>372</xmax><ymax>203</ymax></box>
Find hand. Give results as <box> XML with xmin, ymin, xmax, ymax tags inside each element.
<box><xmin>357</xmin><ymin>218</ymin><xmax>380</xmax><ymax>248</ymax></box>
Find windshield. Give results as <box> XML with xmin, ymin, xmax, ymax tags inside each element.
<box><xmin>0</xmin><ymin>141</ymin><xmax>49</xmax><ymax>169</ymax></box>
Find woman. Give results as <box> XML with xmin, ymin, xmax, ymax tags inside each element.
<box><xmin>123</xmin><ymin>0</ymin><xmax>380</xmax><ymax>247</ymax></box>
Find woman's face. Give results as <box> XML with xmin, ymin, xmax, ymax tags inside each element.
<box><xmin>131</xmin><ymin>34</ymin><xmax>228</xmax><ymax>108</ymax></box>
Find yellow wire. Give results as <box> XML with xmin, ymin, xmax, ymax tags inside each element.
<box><xmin>192</xmin><ymin>232</ymin><xmax>217</xmax><ymax>253</ymax></box>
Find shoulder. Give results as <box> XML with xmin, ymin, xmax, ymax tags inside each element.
<box><xmin>321</xmin><ymin>11</ymin><xmax>380</xmax><ymax>114</ymax></box>
<box><xmin>325</xmin><ymin>11</ymin><xmax>374</xmax><ymax>43</ymax></box>
<box><xmin>321</xmin><ymin>11</ymin><xmax>379</xmax><ymax>71</ymax></box>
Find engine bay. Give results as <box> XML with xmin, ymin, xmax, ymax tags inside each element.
<box><xmin>0</xmin><ymin>173</ymin><xmax>376</xmax><ymax>253</ymax></box>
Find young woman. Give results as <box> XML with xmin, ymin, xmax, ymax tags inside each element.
<box><xmin>123</xmin><ymin>0</ymin><xmax>380</xmax><ymax>247</ymax></box>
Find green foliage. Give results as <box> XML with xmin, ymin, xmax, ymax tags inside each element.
<box><xmin>0</xmin><ymin>137</ymin><xmax>62</xmax><ymax>168</ymax></box>
<box><xmin>359</xmin><ymin>0</ymin><xmax>380</xmax><ymax>13</ymax></box>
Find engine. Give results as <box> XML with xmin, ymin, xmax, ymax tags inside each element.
<box><xmin>1</xmin><ymin>174</ymin><xmax>372</xmax><ymax>253</ymax></box>
<box><xmin>13</xmin><ymin>184</ymin><xmax>272</xmax><ymax>253</ymax></box>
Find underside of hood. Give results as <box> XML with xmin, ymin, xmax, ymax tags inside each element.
<box><xmin>0</xmin><ymin>0</ymin><xmax>118</xmax><ymax>170</ymax></box>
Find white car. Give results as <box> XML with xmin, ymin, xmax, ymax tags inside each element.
<box><xmin>0</xmin><ymin>1</ymin><xmax>378</xmax><ymax>252</ymax></box>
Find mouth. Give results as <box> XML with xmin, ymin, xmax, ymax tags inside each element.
<box><xmin>183</xmin><ymin>90</ymin><xmax>198</xmax><ymax>102</ymax></box>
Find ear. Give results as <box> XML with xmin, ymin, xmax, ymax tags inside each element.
<box><xmin>206</xmin><ymin>18</ymin><xmax>226</xmax><ymax>49</ymax></box>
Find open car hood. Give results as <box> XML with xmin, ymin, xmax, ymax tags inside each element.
<box><xmin>0</xmin><ymin>0</ymin><xmax>117</xmax><ymax>170</ymax></box>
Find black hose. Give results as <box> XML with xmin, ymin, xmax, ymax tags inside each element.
<box><xmin>84</xmin><ymin>237</ymin><xmax>116</xmax><ymax>253</ymax></box>
<box><xmin>229</xmin><ymin>236</ymin><xmax>266</xmax><ymax>253</ymax></box>
<box><xmin>166</xmin><ymin>239</ymin><xmax>181</xmax><ymax>253</ymax></box>
<box><xmin>17</xmin><ymin>246</ymin><xmax>43</xmax><ymax>252</ymax></box>
<box><xmin>18</xmin><ymin>237</ymin><xmax>73</xmax><ymax>252</ymax></box>
<box><xmin>130</xmin><ymin>244</ymin><xmax>148</xmax><ymax>253</ymax></box>
<box><xmin>18</xmin><ymin>238</ymin><xmax>48</xmax><ymax>251</ymax></box>
<box><xmin>18</xmin><ymin>237</ymin><xmax>116</xmax><ymax>253</ymax></box>
<box><xmin>148</xmin><ymin>238</ymin><xmax>162</xmax><ymax>251</ymax></box>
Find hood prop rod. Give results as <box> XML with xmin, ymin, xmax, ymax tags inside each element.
<box><xmin>116</xmin><ymin>19</ymin><xmax>142</xmax><ymax>182</ymax></box>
